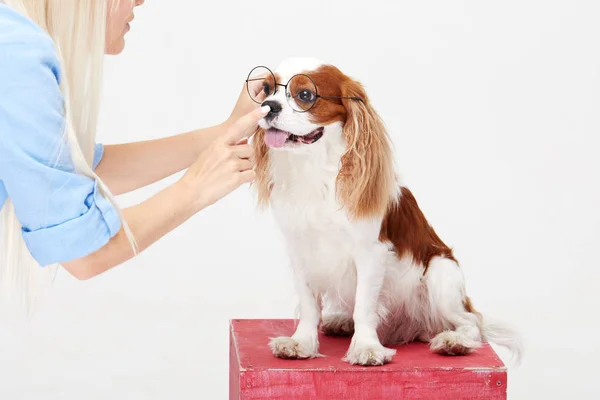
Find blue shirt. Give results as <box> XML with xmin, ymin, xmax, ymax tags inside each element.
<box><xmin>0</xmin><ymin>4</ymin><xmax>121</xmax><ymax>266</ymax></box>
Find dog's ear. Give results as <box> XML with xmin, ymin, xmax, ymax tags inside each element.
<box><xmin>250</xmin><ymin>125</ymin><xmax>272</xmax><ymax>207</ymax></box>
<box><xmin>336</xmin><ymin>78</ymin><xmax>396</xmax><ymax>219</ymax></box>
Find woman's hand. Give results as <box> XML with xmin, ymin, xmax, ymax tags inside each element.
<box><xmin>181</xmin><ymin>105</ymin><xmax>270</xmax><ymax>210</ymax></box>
<box><xmin>94</xmin><ymin>78</ymin><xmax>269</xmax><ymax>196</ymax></box>
<box><xmin>226</xmin><ymin>77</ymin><xmax>268</xmax><ymax>127</ymax></box>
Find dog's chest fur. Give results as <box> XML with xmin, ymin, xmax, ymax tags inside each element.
<box><xmin>267</xmin><ymin>135</ymin><xmax>367</xmax><ymax>294</ymax></box>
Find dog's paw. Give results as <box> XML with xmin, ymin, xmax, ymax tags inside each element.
<box><xmin>321</xmin><ymin>314</ymin><xmax>354</xmax><ymax>337</ymax></box>
<box><xmin>343</xmin><ymin>341</ymin><xmax>396</xmax><ymax>366</ymax></box>
<box><xmin>429</xmin><ymin>331</ymin><xmax>481</xmax><ymax>356</ymax></box>
<box><xmin>269</xmin><ymin>336</ymin><xmax>321</xmax><ymax>359</ymax></box>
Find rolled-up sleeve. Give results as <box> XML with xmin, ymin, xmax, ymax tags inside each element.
<box><xmin>20</xmin><ymin>180</ymin><xmax>121</xmax><ymax>266</ymax></box>
<box><xmin>0</xmin><ymin>28</ymin><xmax>121</xmax><ymax>266</ymax></box>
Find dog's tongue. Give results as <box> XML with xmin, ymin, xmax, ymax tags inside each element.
<box><xmin>264</xmin><ymin>129</ymin><xmax>290</xmax><ymax>148</ymax></box>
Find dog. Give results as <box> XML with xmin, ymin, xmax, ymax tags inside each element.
<box><xmin>250</xmin><ymin>58</ymin><xmax>522</xmax><ymax>366</ymax></box>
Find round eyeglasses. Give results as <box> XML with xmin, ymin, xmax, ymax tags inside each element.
<box><xmin>245</xmin><ymin>65</ymin><xmax>364</xmax><ymax>113</ymax></box>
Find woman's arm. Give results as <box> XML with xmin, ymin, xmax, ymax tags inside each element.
<box><xmin>94</xmin><ymin>122</ymin><xmax>226</xmax><ymax>195</ymax></box>
<box><xmin>61</xmin><ymin>179</ymin><xmax>196</xmax><ymax>279</ymax></box>
<box><xmin>61</xmin><ymin>106</ymin><xmax>268</xmax><ymax>280</ymax></box>
<box><xmin>94</xmin><ymin>83</ymin><xmax>264</xmax><ymax>195</ymax></box>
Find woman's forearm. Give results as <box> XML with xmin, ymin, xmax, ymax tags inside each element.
<box><xmin>95</xmin><ymin>123</ymin><xmax>228</xmax><ymax>195</ymax></box>
<box><xmin>60</xmin><ymin>179</ymin><xmax>199</xmax><ymax>280</ymax></box>
<box><xmin>62</xmin><ymin>105</ymin><xmax>268</xmax><ymax>280</ymax></box>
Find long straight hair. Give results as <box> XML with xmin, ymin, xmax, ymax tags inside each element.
<box><xmin>0</xmin><ymin>0</ymin><xmax>137</xmax><ymax>314</ymax></box>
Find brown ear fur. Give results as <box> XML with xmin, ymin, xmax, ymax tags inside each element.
<box><xmin>336</xmin><ymin>79</ymin><xmax>396</xmax><ymax>220</ymax></box>
<box><xmin>251</xmin><ymin>126</ymin><xmax>271</xmax><ymax>208</ymax></box>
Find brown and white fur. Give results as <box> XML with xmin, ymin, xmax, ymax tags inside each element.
<box><xmin>251</xmin><ymin>58</ymin><xmax>522</xmax><ymax>366</ymax></box>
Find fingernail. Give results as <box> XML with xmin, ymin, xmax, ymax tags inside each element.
<box><xmin>260</xmin><ymin>105</ymin><xmax>271</xmax><ymax>115</ymax></box>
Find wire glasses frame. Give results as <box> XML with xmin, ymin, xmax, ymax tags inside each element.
<box><xmin>245</xmin><ymin>65</ymin><xmax>364</xmax><ymax>113</ymax></box>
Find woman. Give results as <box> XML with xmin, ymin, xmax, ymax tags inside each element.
<box><xmin>0</xmin><ymin>0</ymin><xmax>268</xmax><ymax>308</ymax></box>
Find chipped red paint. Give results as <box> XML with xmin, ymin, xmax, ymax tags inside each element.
<box><xmin>229</xmin><ymin>319</ymin><xmax>507</xmax><ymax>400</ymax></box>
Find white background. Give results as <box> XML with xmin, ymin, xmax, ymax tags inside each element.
<box><xmin>1</xmin><ymin>0</ymin><xmax>599</xmax><ymax>399</ymax></box>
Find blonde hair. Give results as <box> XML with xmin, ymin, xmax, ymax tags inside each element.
<box><xmin>0</xmin><ymin>0</ymin><xmax>136</xmax><ymax>315</ymax></box>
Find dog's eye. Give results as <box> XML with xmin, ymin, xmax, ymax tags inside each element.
<box><xmin>263</xmin><ymin>82</ymin><xmax>272</xmax><ymax>96</ymax></box>
<box><xmin>297</xmin><ymin>90</ymin><xmax>316</xmax><ymax>103</ymax></box>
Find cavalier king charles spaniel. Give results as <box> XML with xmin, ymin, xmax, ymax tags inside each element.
<box><xmin>249</xmin><ymin>58</ymin><xmax>522</xmax><ymax>366</ymax></box>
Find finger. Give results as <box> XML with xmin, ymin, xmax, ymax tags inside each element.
<box><xmin>250</xmin><ymin>78</ymin><xmax>268</xmax><ymax>99</ymax></box>
<box><xmin>248</xmin><ymin>78</ymin><xmax>263</xmax><ymax>97</ymax></box>
<box><xmin>253</xmin><ymin>90</ymin><xmax>267</xmax><ymax>104</ymax></box>
<box><xmin>247</xmin><ymin>73</ymin><xmax>268</xmax><ymax>95</ymax></box>
<box><xmin>229</xmin><ymin>106</ymin><xmax>271</xmax><ymax>143</ymax></box>
<box><xmin>226</xmin><ymin>105</ymin><xmax>270</xmax><ymax>144</ymax></box>
<box><xmin>238</xmin><ymin>169</ymin><xmax>256</xmax><ymax>184</ymax></box>
<box><xmin>235</xmin><ymin>158</ymin><xmax>254</xmax><ymax>172</ymax></box>
<box><xmin>232</xmin><ymin>144</ymin><xmax>254</xmax><ymax>159</ymax></box>
<box><xmin>236</xmin><ymin>137</ymin><xmax>249</xmax><ymax>145</ymax></box>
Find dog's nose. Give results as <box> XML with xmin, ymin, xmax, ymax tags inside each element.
<box><xmin>262</xmin><ymin>100</ymin><xmax>282</xmax><ymax>118</ymax></box>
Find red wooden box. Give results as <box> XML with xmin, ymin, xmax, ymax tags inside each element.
<box><xmin>230</xmin><ymin>319</ymin><xmax>507</xmax><ymax>400</ymax></box>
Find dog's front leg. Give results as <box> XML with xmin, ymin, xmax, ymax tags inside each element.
<box><xmin>269</xmin><ymin>256</ymin><xmax>322</xmax><ymax>359</ymax></box>
<box><xmin>344</xmin><ymin>243</ymin><xmax>396</xmax><ymax>366</ymax></box>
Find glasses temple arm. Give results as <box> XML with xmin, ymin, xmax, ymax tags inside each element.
<box><xmin>318</xmin><ymin>95</ymin><xmax>365</xmax><ymax>103</ymax></box>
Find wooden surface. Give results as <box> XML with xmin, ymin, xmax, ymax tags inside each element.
<box><xmin>230</xmin><ymin>319</ymin><xmax>507</xmax><ymax>400</ymax></box>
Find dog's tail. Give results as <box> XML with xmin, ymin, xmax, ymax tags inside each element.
<box><xmin>481</xmin><ymin>316</ymin><xmax>524</xmax><ymax>366</ymax></box>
